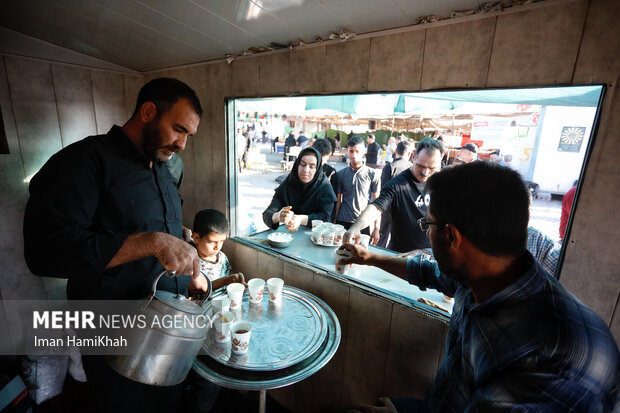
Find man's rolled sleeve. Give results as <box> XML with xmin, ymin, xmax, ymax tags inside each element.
<box><xmin>406</xmin><ymin>254</ymin><xmax>458</xmax><ymax>296</ymax></box>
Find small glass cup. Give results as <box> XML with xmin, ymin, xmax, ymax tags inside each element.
<box><xmin>311</xmin><ymin>219</ymin><xmax>323</xmax><ymax>229</ymax></box>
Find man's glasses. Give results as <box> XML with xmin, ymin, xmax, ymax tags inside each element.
<box><xmin>417</xmin><ymin>217</ymin><xmax>441</xmax><ymax>232</ymax></box>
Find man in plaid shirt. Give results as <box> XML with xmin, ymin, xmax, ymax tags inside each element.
<box><xmin>341</xmin><ymin>162</ymin><xmax>619</xmax><ymax>412</ymax></box>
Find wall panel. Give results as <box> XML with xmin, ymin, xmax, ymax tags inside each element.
<box><xmin>51</xmin><ymin>65</ymin><xmax>96</xmax><ymax>147</ymax></box>
<box><xmin>289</xmin><ymin>46</ymin><xmax>325</xmax><ymax>94</ymax></box>
<box><xmin>325</xmin><ymin>39</ymin><xmax>371</xmax><ymax>93</ymax></box>
<box><xmin>421</xmin><ymin>18</ymin><xmax>495</xmax><ymax>90</ymax></box>
<box><xmin>368</xmin><ymin>31</ymin><xmax>425</xmax><ymax>92</ymax></box>
<box><xmin>257</xmin><ymin>52</ymin><xmax>290</xmax><ymax>95</ymax></box>
<box><xmin>0</xmin><ymin>58</ymin><xmax>45</xmax><ymax>300</ymax></box>
<box><xmin>487</xmin><ymin>1</ymin><xmax>587</xmax><ymax>87</ymax></box>
<box><xmin>341</xmin><ymin>289</ymin><xmax>392</xmax><ymax>406</ymax></box>
<box><xmin>572</xmin><ymin>0</ymin><xmax>620</xmax><ymax>84</ymax></box>
<box><xmin>90</xmin><ymin>70</ymin><xmax>126</xmax><ymax>134</ymax></box>
<box><xmin>5</xmin><ymin>57</ymin><xmax>62</xmax><ymax>178</ymax></box>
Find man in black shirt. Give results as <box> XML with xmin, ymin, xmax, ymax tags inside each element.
<box><xmin>313</xmin><ymin>138</ymin><xmax>340</xmax><ymax>220</ymax></box>
<box><xmin>377</xmin><ymin>140</ymin><xmax>414</xmax><ymax>247</ymax></box>
<box><xmin>23</xmin><ymin>78</ymin><xmax>206</xmax><ymax>412</ymax></box>
<box><xmin>345</xmin><ymin>138</ymin><xmax>444</xmax><ymax>252</ymax></box>
<box><xmin>365</xmin><ymin>134</ymin><xmax>381</xmax><ymax>168</ymax></box>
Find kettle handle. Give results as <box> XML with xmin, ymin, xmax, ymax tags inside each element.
<box><xmin>142</xmin><ymin>269</ymin><xmax>213</xmax><ymax>310</ymax></box>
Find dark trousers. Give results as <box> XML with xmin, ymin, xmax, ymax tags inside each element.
<box><xmin>82</xmin><ymin>355</ymin><xmax>185</xmax><ymax>413</ymax></box>
<box><xmin>82</xmin><ymin>356</ymin><xmax>219</xmax><ymax>413</ymax></box>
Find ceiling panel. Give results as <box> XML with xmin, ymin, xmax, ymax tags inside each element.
<box><xmin>394</xmin><ymin>0</ymin><xmax>481</xmax><ymax>20</ymax></box>
<box><xmin>318</xmin><ymin>0</ymin><xmax>411</xmax><ymax>33</ymax></box>
<box><xmin>0</xmin><ymin>0</ymin><xmax>525</xmax><ymax>72</ymax></box>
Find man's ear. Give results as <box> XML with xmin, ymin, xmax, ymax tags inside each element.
<box><xmin>139</xmin><ymin>101</ymin><xmax>157</xmax><ymax>123</ymax></box>
<box><xmin>444</xmin><ymin>223</ymin><xmax>463</xmax><ymax>249</ymax></box>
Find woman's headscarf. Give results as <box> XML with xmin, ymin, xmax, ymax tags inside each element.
<box><xmin>275</xmin><ymin>147</ymin><xmax>336</xmax><ymax>211</ymax></box>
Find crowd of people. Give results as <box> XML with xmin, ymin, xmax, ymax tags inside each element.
<box><xmin>23</xmin><ymin>77</ymin><xmax>618</xmax><ymax>412</ymax></box>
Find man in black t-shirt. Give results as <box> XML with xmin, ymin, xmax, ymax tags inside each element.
<box><xmin>377</xmin><ymin>140</ymin><xmax>414</xmax><ymax>247</ymax></box>
<box><xmin>345</xmin><ymin>138</ymin><xmax>444</xmax><ymax>252</ymax></box>
<box><xmin>365</xmin><ymin>134</ymin><xmax>381</xmax><ymax>168</ymax></box>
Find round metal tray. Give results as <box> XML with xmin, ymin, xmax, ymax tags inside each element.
<box><xmin>193</xmin><ymin>290</ymin><xmax>341</xmax><ymax>391</ymax></box>
<box><xmin>202</xmin><ymin>286</ymin><xmax>328</xmax><ymax>371</ymax></box>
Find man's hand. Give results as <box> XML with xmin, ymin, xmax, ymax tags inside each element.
<box><xmin>337</xmin><ymin>243</ymin><xmax>373</xmax><ymax>266</ymax></box>
<box><xmin>344</xmin><ymin>225</ymin><xmax>362</xmax><ymax>245</ymax></box>
<box><xmin>348</xmin><ymin>397</ymin><xmax>398</xmax><ymax>413</ymax></box>
<box><xmin>188</xmin><ymin>272</ymin><xmax>210</xmax><ymax>296</ymax></box>
<box><xmin>370</xmin><ymin>227</ymin><xmax>381</xmax><ymax>245</ymax></box>
<box><xmin>152</xmin><ymin>233</ymin><xmax>200</xmax><ymax>277</ymax></box>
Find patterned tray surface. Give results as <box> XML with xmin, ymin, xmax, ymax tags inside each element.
<box><xmin>202</xmin><ymin>286</ymin><xmax>328</xmax><ymax>371</ymax></box>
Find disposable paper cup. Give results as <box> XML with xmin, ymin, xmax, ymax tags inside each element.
<box><xmin>213</xmin><ymin>311</ymin><xmax>235</xmax><ymax>343</ymax></box>
<box><xmin>335</xmin><ymin>249</ymin><xmax>352</xmax><ymax>275</ymax></box>
<box><xmin>248</xmin><ymin>278</ymin><xmax>265</xmax><ymax>304</ymax></box>
<box><xmin>358</xmin><ymin>234</ymin><xmax>371</xmax><ymax>249</ymax></box>
<box><xmin>227</xmin><ymin>283</ymin><xmax>245</xmax><ymax>309</ymax></box>
<box><xmin>311</xmin><ymin>227</ymin><xmax>326</xmax><ymax>244</ymax></box>
<box><xmin>334</xmin><ymin>229</ymin><xmax>345</xmax><ymax>246</ymax></box>
<box><xmin>267</xmin><ymin>278</ymin><xmax>284</xmax><ymax>303</ymax></box>
<box><xmin>212</xmin><ymin>296</ymin><xmax>231</xmax><ymax>314</ymax></box>
<box><xmin>324</xmin><ymin>230</ymin><xmax>335</xmax><ymax>246</ymax></box>
<box><xmin>231</xmin><ymin>321</ymin><xmax>253</xmax><ymax>354</ymax></box>
<box><xmin>311</xmin><ymin>219</ymin><xmax>323</xmax><ymax>229</ymax></box>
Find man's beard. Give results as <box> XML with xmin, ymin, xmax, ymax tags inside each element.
<box><xmin>142</xmin><ymin>120</ymin><xmax>174</xmax><ymax>163</ymax></box>
<box><xmin>432</xmin><ymin>231</ymin><xmax>467</xmax><ymax>284</ymax></box>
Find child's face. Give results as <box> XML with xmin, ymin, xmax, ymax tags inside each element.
<box><xmin>192</xmin><ymin>231</ymin><xmax>227</xmax><ymax>258</ymax></box>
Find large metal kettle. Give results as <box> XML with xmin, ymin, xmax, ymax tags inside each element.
<box><xmin>106</xmin><ymin>270</ymin><xmax>212</xmax><ymax>386</ymax></box>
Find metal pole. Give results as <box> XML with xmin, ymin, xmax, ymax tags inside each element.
<box><xmin>258</xmin><ymin>389</ymin><xmax>267</xmax><ymax>413</ymax></box>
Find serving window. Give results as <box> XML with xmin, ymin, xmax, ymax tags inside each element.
<box><xmin>225</xmin><ymin>86</ymin><xmax>604</xmax><ymax>307</ymax></box>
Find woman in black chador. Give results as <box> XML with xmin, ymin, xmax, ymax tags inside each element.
<box><xmin>263</xmin><ymin>147</ymin><xmax>336</xmax><ymax>231</ymax></box>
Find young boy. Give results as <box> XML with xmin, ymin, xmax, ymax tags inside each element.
<box><xmin>190</xmin><ymin>208</ymin><xmax>244</xmax><ymax>292</ymax></box>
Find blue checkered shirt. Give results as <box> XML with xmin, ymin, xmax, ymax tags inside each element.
<box><xmin>407</xmin><ymin>253</ymin><xmax>620</xmax><ymax>412</ymax></box>
<box><xmin>527</xmin><ymin>226</ymin><xmax>561</xmax><ymax>276</ymax></box>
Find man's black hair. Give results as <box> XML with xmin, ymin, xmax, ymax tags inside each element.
<box><xmin>313</xmin><ymin>138</ymin><xmax>334</xmax><ymax>156</ymax></box>
<box><xmin>415</xmin><ymin>137</ymin><xmax>444</xmax><ymax>156</ymax></box>
<box><xmin>426</xmin><ymin>162</ymin><xmax>529</xmax><ymax>257</ymax></box>
<box><xmin>133</xmin><ymin>77</ymin><xmax>203</xmax><ymax>118</ymax></box>
<box><xmin>193</xmin><ymin>209</ymin><xmax>229</xmax><ymax>236</ymax></box>
<box><xmin>396</xmin><ymin>140</ymin><xmax>414</xmax><ymax>156</ymax></box>
<box><xmin>347</xmin><ymin>136</ymin><xmax>365</xmax><ymax>147</ymax></box>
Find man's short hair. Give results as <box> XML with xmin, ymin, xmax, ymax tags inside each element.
<box><xmin>415</xmin><ymin>137</ymin><xmax>444</xmax><ymax>156</ymax></box>
<box><xmin>133</xmin><ymin>77</ymin><xmax>202</xmax><ymax>117</ymax></box>
<box><xmin>395</xmin><ymin>140</ymin><xmax>414</xmax><ymax>156</ymax></box>
<box><xmin>367</xmin><ymin>134</ymin><xmax>375</xmax><ymax>140</ymax></box>
<box><xmin>193</xmin><ymin>209</ymin><xmax>229</xmax><ymax>236</ymax></box>
<box><xmin>426</xmin><ymin>162</ymin><xmax>529</xmax><ymax>256</ymax></box>
<box><xmin>347</xmin><ymin>136</ymin><xmax>365</xmax><ymax>147</ymax></box>
<box><xmin>313</xmin><ymin>138</ymin><xmax>334</xmax><ymax>156</ymax></box>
